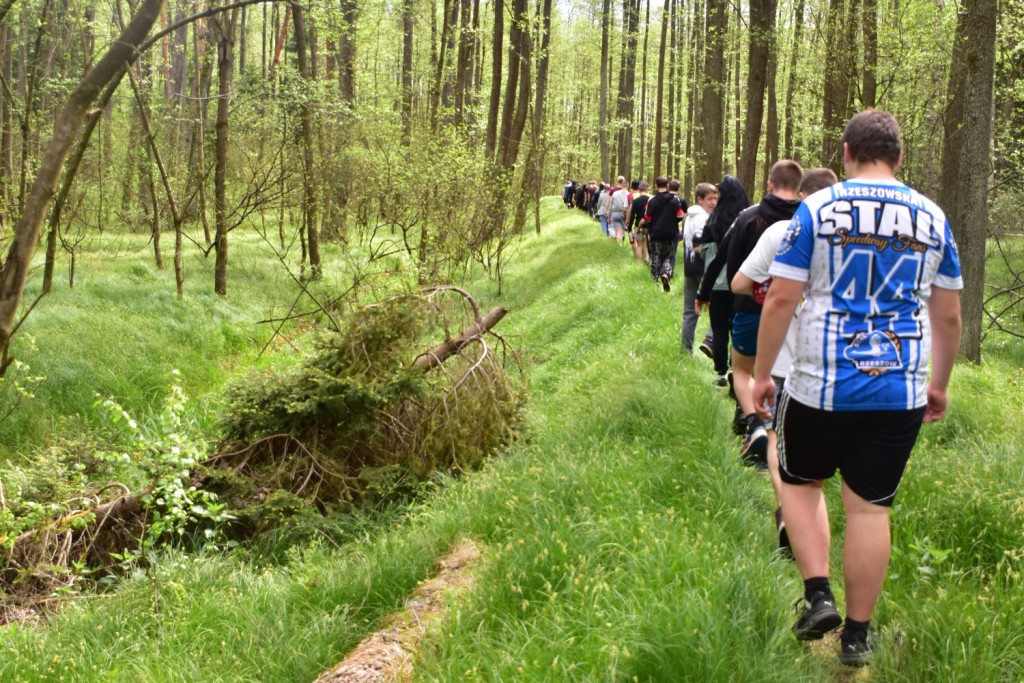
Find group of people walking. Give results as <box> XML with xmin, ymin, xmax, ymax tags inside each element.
<box><xmin>563</xmin><ymin>109</ymin><xmax>963</xmax><ymax>668</ymax></box>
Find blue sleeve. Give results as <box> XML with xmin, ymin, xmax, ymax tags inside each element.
<box><xmin>770</xmin><ymin>202</ymin><xmax>814</xmax><ymax>280</ymax></box>
<box><xmin>938</xmin><ymin>219</ymin><xmax>962</xmax><ymax>281</ymax></box>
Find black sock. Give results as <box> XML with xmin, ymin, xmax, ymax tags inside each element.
<box><xmin>744</xmin><ymin>413</ymin><xmax>764</xmax><ymax>432</ymax></box>
<box><xmin>844</xmin><ymin>617</ymin><xmax>870</xmax><ymax>636</ymax></box>
<box><xmin>804</xmin><ymin>577</ymin><xmax>832</xmax><ymax>602</ymax></box>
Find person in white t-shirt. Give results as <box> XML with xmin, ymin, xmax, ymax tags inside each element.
<box><xmin>731</xmin><ymin>168</ymin><xmax>838</xmax><ymax>555</ymax></box>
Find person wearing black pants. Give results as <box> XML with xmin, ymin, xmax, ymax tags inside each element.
<box><xmin>707</xmin><ymin>289</ymin><xmax>734</xmax><ymax>380</ymax></box>
<box><xmin>694</xmin><ymin>175</ymin><xmax>751</xmax><ymax>385</ymax></box>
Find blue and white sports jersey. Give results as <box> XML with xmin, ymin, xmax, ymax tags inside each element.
<box><xmin>769</xmin><ymin>179</ymin><xmax>963</xmax><ymax>411</ymax></box>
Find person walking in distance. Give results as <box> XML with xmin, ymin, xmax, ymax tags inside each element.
<box><xmin>639</xmin><ymin>176</ymin><xmax>685</xmax><ymax>292</ymax></box>
<box><xmin>609</xmin><ymin>176</ymin><xmax>631</xmax><ymax>246</ymax></box>
<box><xmin>625</xmin><ymin>181</ymin><xmax>651</xmax><ymax>262</ymax></box>
<box><xmin>681</xmin><ymin>182</ymin><xmax>718</xmax><ymax>353</ymax></box>
<box><xmin>703</xmin><ymin>160</ymin><xmax>804</xmax><ymax>465</ymax></box>
<box><xmin>694</xmin><ymin>175</ymin><xmax>751</xmax><ymax>385</ymax></box>
<box><xmin>731</xmin><ymin>167</ymin><xmax>838</xmax><ymax>553</ymax></box>
<box><xmin>751</xmin><ymin>110</ymin><xmax>963</xmax><ymax>666</ymax></box>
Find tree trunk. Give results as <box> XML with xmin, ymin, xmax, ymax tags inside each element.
<box><xmin>683</xmin><ymin>0</ymin><xmax>700</xmax><ymax>190</ymax></box>
<box><xmin>337</xmin><ymin>0</ymin><xmax>357</xmax><ymax>107</ymax></box>
<box><xmin>401</xmin><ymin>0</ymin><xmax>414</xmax><ymax>141</ymax></box>
<box><xmin>653</xmin><ymin>0</ymin><xmax>669</xmax><ymax>178</ymax></box>
<box><xmin>0</xmin><ymin>0</ymin><xmax>165</xmax><ymax>361</ymax></box>
<box><xmin>532</xmin><ymin>0</ymin><xmax>553</xmax><ymax>234</ymax></box>
<box><xmin>598</xmin><ymin>0</ymin><xmax>611</xmax><ymax>180</ymax></box>
<box><xmin>505</xmin><ymin>0</ymin><xmax>532</xmax><ymax>168</ymax></box>
<box><xmin>497</xmin><ymin>0</ymin><xmax>528</xmax><ymax>168</ymax></box>
<box><xmin>762</xmin><ymin>47</ymin><xmax>779</xmax><ymax>180</ymax></box>
<box><xmin>294</xmin><ymin>4</ymin><xmax>321</xmax><ymax>279</ymax></box>
<box><xmin>731</xmin><ymin>1</ymin><xmax>741</xmax><ymax>175</ymax></box>
<box><xmin>820</xmin><ymin>0</ymin><xmax>847</xmax><ymax>174</ymax></box>
<box><xmin>638</xmin><ymin>0</ymin><xmax>650</xmax><ymax>175</ymax></box>
<box><xmin>615</xmin><ymin>0</ymin><xmax>639</xmax><ymax>179</ymax></box>
<box><xmin>0</xmin><ymin>23</ymin><xmax>11</xmax><ymax>212</ymax></box>
<box><xmin>239</xmin><ymin>6</ymin><xmax>247</xmax><ymax>74</ymax></box>
<box><xmin>268</xmin><ymin>5</ymin><xmax>290</xmax><ymax>80</ymax></box>
<box><xmin>212</xmin><ymin>7</ymin><xmax>239</xmax><ymax>296</ymax></box>
<box><xmin>19</xmin><ymin>0</ymin><xmax>52</xmax><ymax>215</ymax></box>
<box><xmin>484</xmin><ymin>0</ymin><xmax>502</xmax><ymax>159</ymax></box>
<box><xmin>738</xmin><ymin>0</ymin><xmax>775</xmax><ymax>191</ymax></box>
<box><xmin>454</xmin><ymin>0</ymin><xmax>473</xmax><ymax>124</ymax></box>
<box><xmin>783</xmin><ymin>0</ymin><xmax>804</xmax><ymax>157</ymax></box>
<box><xmin>441</xmin><ymin>0</ymin><xmax>459</xmax><ymax>111</ymax></box>
<box><xmin>861</xmin><ymin>0</ymin><xmax>877</xmax><ymax>107</ymax></box>
<box><xmin>699</xmin><ymin>0</ymin><xmax>726</xmax><ymax>181</ymax></box>
<box><xmin>432</xmin><ymin>0</ymin><xmax>453</xmax><ymax>128</ymax></box>
<box><xmin>666</xmin><ymin>0</ymin><xmax>677</xmax><ymax>178</ymax></box>
<box><xmin>938</xmin><ymin>0</ymin><xmax>996</xmax><ymax>363</ymax></box>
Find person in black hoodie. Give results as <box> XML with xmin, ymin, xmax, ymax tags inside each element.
<box><xmin>694</xmin><ymin>176</ymin><xmax>751</xmax><ymax>383</ymax></box>
<box><xmin>698</xmin><ymin>160</ymin><xmax>803</xmax><ymax>465</ymax></box>
<box><xmin>640</xmin><ymin>176</ymin><xmax>685</xmax><ymax>291</ymax></box>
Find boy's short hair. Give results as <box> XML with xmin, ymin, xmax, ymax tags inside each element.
<box><xmin>668</xmin><ymin>178</ymin><xmax>681</xmax><ymax>192</ymax></box>
<box><xmin>639</xmin><ymin>181</ymin><xmax>649</xmax><ymax>191</ymax></box>
<box><xmin>768</xmin><ymin>159</ymin><xmax>803</xmax><ymax>192</ymax></box>
<box><xmin>617</xmin><ymin>175</ymin><xmax>626</xmax><ymax>185</ymax></box>
<box><xmin>841</xmin><ymin>109</ymin><xmax>901</xmax><ymax>168</ymax></box>
<box><xmin>798</xmin><ymin>167</ymin><xmax>839</xmax><ymax>196</ymax></box>
<box><xmin>655</xmin><ymin>176</ymin><xmax>669</xmax><ymax>189</ymax></box>
<box><xmin>630</xmin><ymin>179</ymin><xmax>640</xmax><ymax>190</ymax></box>
<box><xmin>695</xmin><ymin>182</ymin><xmax>718</xmax><ymax>200</ymax></box>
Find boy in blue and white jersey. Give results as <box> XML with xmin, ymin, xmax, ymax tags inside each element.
<box><xmin>769</xmin><ymin>176</ymin><xmax>961</xmax><ymax>411</ymax></box>
<box><xmin>751</xmin><ymin>110</ymin><xmax>963</xmax><ymax>666</ymax></box>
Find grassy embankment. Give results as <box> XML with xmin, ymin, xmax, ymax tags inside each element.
<box><xmin>2</xmin><ymin>199</ymin><xmax>1023</xmax><ymax>681</ymax></box>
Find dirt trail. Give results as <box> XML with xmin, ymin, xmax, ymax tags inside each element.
<box><xmin>313</xmin><ymin>540</ymin><xmax>481</xmax><ymax>683</ymax></box>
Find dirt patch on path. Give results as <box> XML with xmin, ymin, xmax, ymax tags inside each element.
<box><xmin>313</xmin><ymin>539</ymin><xmax>481</xmax><ymax>683</ymax></box>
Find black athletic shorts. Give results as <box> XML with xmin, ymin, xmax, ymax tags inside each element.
<box><xmin>775</xmin><ymin>389</ymin><xmax>926</xmax><ymax>507</ymax></box>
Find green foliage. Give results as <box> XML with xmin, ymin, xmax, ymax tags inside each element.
<box><xmin>213</xmin><ymin>293</ymin><xmax>523</xmax><ymax>532</ymax></box>
<box><xmin>0</xmin><ymin>335</ymin><xmax>46</xmax><ymax>430</ymax></box>
<box><xmin>221</xmin><ymin>298</ymin><xmax>429</xmax><ymax>444</ymax></box>
<box><xmin>94</xmin><ymin>372</ymin><xmax>231</xmax><ymax>550</ymax></box>
<box><xmin>0</xmin><ymin>231</ymin><xmax>301</xmax><ymax>458</ymax></box>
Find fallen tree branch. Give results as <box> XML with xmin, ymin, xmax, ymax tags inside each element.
<box><xmin>413</xmin><ymin>306</ymin><xmax>507</xmax><ymax>372</ymax></box>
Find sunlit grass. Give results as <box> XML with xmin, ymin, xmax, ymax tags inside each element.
<box><xmin>1</xmin><ymin>199</ymin><xmax>1021</xmax><ymax>681</ymax></box>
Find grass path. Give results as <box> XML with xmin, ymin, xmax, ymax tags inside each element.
<box><xmin>2</xmin><ymin>199</ymin><xmax>1023</xmax><ymax>682</ymax></box>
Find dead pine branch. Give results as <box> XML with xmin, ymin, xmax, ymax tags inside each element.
<box><xmin>414</xmin><ymin>306</ymin><xmax>508</xmax><ymax>372</ymax></box>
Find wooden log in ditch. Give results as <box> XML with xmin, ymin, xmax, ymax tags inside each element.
<box><xmin>313</xmin><ymin>540</ymin><xmax>481</xmax><ymax>683</ymax></box>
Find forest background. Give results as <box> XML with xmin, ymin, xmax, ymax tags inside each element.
<box><xmin>0</xmin><ymin>0</ymin><xmax>1021</xmax><ymax>370</ymax></box>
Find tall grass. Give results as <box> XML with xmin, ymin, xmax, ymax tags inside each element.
<box><xmin>0</xmin><ymin>230</ymin><xmax>354</xmax><ymax>456</ymax></box>
<box><xmin>1</xmin><ymin>200</ymin><xmax>1021</xmax><ymax>682</ymax></box>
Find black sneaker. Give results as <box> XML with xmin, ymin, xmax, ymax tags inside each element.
<box><xmin>792</xmin><ymin>592</ymin><xmax>842</xmax><ymax>641</ymax></box>
<box><xmin>698</xmin><ymin>339</ymin><xmax>714</xmax><ymax>360</ymax></box>
<box><xmin>740</xmin><ymin>425</ymin><xmax>768</xmax><ymax>466</ymax></box>
<box><xmin>660</xmin><ymin>273</ymin><xmax>671</xmax><ymax>292</ymax></box>
<box><xmin>712</xmin><ymin>374</ymin><xmax>728</xmax><ymax>387</ymax></box>
<box><xmin>775</xmin><ymin>507</ymin><xmax>791</xmax><ymax>556</ymax></box>
<box><xmin>732</xmin><ymin>405</ymin><xmax>747</xmax><ymax>436</ymax></box>
<box><xmin>840</xmin><ymin>628</ymin><xmax>872</xmax><ymax>666</ymax></box>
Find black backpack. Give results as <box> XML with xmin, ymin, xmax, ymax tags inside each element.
<box><xmin>683</xmin><ymin>239</ymin><xmax>705</xmax><ymax>277</ymax></box>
